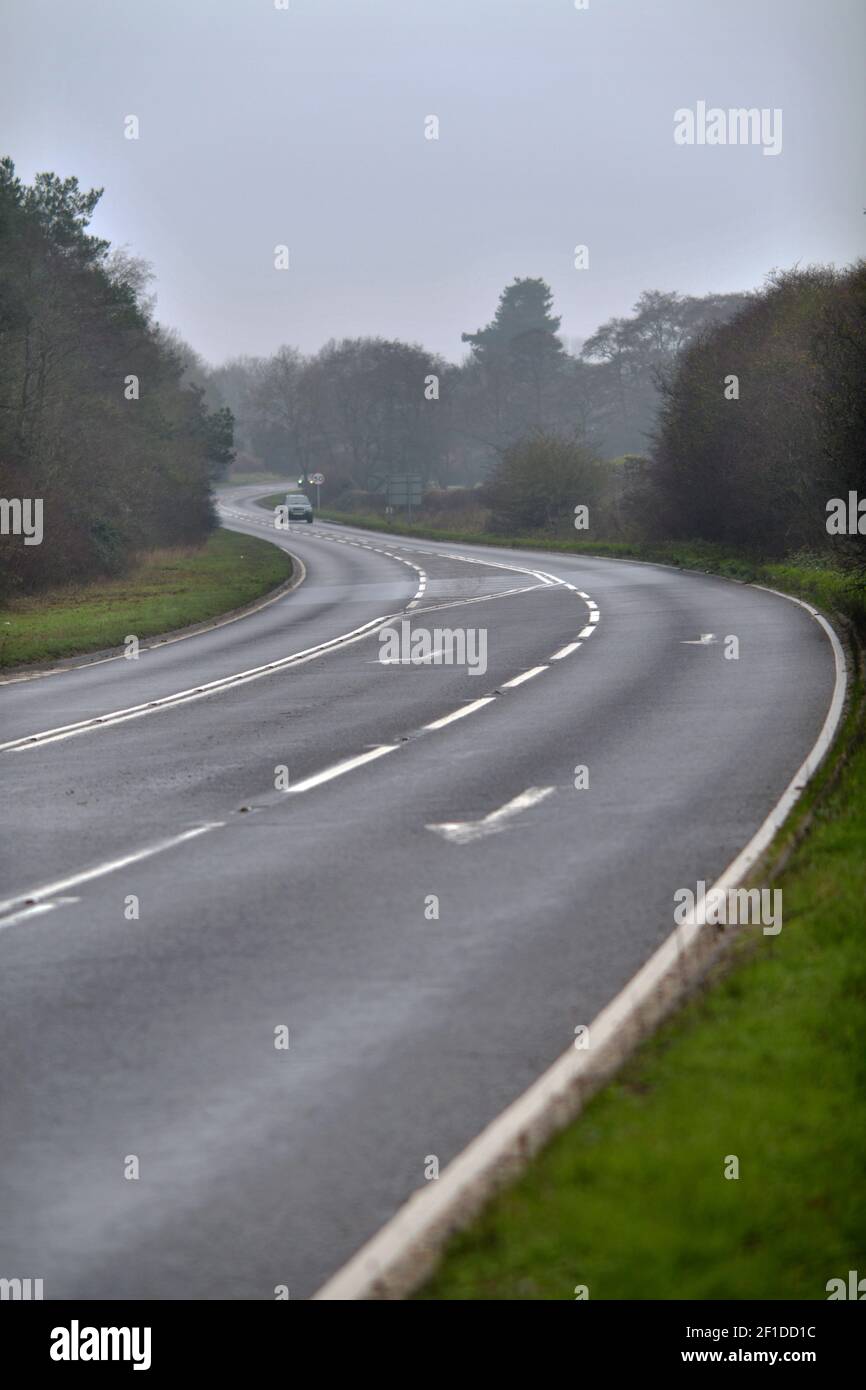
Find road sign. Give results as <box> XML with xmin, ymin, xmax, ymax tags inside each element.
<box><xmin>366</xmin><ymin>472</ymin><xmax>424</xmax><ymax>517</ymax></box>
<box><xmin>386</xmin><ymin>474</ymin><xmax>423</xmax><ymax>505</ymax></box>
<box><xmin>306</xmin><ymin>472</ymin><xmax>325</xmax><ymax>508</ymax></box>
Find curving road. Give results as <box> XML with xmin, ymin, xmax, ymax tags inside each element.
<box><xmin>0</xmin><ymin>485</ymin><xmax>837</xmax><ymax>1299</ymax></box>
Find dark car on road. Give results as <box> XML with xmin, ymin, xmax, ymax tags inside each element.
<box><xmin>285</xmin><ymin>492</ymin><xmax>314</xmax><ymax>523</ymax></box>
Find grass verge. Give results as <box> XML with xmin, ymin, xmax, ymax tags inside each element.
<box><xmin>0</xmin><ymin>528</ymin><xmax>291</xmax><ymax>669</ymax></box>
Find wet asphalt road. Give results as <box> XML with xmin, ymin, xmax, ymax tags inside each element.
<box><xmin>0</xmin><ymin>486</ymin><xmax>836</xmax><ymax>1298</ymax></box>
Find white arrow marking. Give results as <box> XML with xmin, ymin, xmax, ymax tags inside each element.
<box><xmin>426</xmin><ymin>786</ymin><xmax>555</xmax><ymax>846</ymax></box>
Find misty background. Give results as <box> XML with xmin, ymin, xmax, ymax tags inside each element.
<box><xmin>2</xmin><ymin>0</ymin><xmax>863</xmax><ymax>364</ymax></box>
<box><xmin>1</xmin><ymin>0</ymin><xmax>864</xmax><ymax>598</ymax></box>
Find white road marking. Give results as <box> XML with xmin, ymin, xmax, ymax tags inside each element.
<box><xmin>0</xmin><ymin>825</ymin><xmax>221</xmax><ymax>921</ymax></box>
<box><xmin>0</xmin><ymin>896</ymin><xmax>80</xmax><ymax>932</ymax></box>
<box><xmin>550</xmin><ymin>641</ymin><xmax>582</xmax><ymax>660</ymax></box>
<box><xmin>376</xmin><ymin>651</ymin><xmax>445</xmax><ymax>664</ymax></box>
<box><xmin>500</xmin><ymin>665</ymin><xmax>548</xmax><ymax>689</ymax></box>
<box><xmin>0</xmin><ymin>612</ymin><xmax>401</xmax><ymax>753</ymax></box>
<box><xmin>578</xmin><ymin>625</ymin><xmax>596</xmax><ymax>639</ymax></box>
<box><xmin>411</xmin><ymin>582</ymin><xmax>547</xmax><ymax>614</ymax></box>
<box><xmin>287</xmin><ymin>744</ymin><xmax>397</xmax><ymax>794</ymax></box>
<box><xmin>588</xmin><ymin>610</ymin><xmax>600</xmax><ymax>623</ymax></box>
<box><xmin>682</xmin><ymin>633</ymin><xmax>717</xmax><ymax>644</ymax></box>
<box><xmin>423</xmin><ymin>698</ymin><xmax>496</xmax><ymax>731</ymax></box>
<box><xmin>426</xmin><ymin>786</ymin><xmax>555</xmax><ymax>845</ymax></box>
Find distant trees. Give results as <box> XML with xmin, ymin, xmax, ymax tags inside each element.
<box><xmin>483</xmin><ymin>433</ymin><xmax>608</xmax><ymax>535</ymax></box>
<box><xmin>649</xmin><ymin>264</ymin><xmax>866</xmax><ymax>557</ymax></box>
<box><xmin>220</xmin><ymin>279</ymin><xmax>756</xmax><ymax>506</ymax></box>
<box><xmin>0</xmin><ymin>158</ymin><xmax>234</xmax><ymax>598</ymax></box>
<box><xmin>580</xmin><ymin>289</ymin><xmax>751</xmax><ymax>458</ymax></box>
<box><xmin>240</xmin><ymin>336</ymin><xmax>450</xmax><ymax>492</ymax></box>
<box><xmin>457</xmin><ymin>277</ymin><xmax>580</xmax><ymax>458</ymax></box>
<box><xmin>9</xmin><ymin>154</ymin><xmax>854</xmax><ymax>587</ymax></box>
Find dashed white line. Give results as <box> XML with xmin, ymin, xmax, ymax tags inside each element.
<box><xmin>287</xmin><ymin>745</ymin><xmax>397</xmax><ymax>794</ymax></box>
<box><xmin>500</xmin><ymin>665</ymin><xmax>549</xmax><ymax>689</ymax></box>
<box><xmin>550</xmin><ymin>641</ymin><xmax>582</xmax><ymax>660</ymax></box>
<box><xmin>0</xmin><ymin>824</ymin><xmax>222</xmax><ymax>921</ymax></box>
<box><xmin>423</xmin><ymin>698</ymin><xmax>497</xmax><ymax>731</ymax></box>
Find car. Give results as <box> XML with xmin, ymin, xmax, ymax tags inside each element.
<box><xmin>285</xmin><ymin>492</ymin><xmax>314</xmax><ymax>523</ymax></box>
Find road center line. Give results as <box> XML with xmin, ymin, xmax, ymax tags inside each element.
<box><xmin>423</xmin><ymin>698</ymin><xmax>496</xmax><ymax>731</ymax></box>
<box><xmin>287</xmin><ymin>744</ymin><xmax>397</xmax><ymax>794</ymax></box>
<box><xmin>500</xmin><ymin>665</ymin><xmax>549</xmax><ymax>689</ymax></box>
<box><xmin>0</xmin><ymin>824</ymin><xmax>222</xmax><ymax>921</ymax></box>
<box><xmin>550</xmin><ymin>641</ymin><xmax>582</xmax><ymax>660</ymax></box>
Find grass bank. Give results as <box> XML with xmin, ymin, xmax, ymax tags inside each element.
<box><xmin>0</xmin><ymin>528</ymin><xmax>291</xmax><ymax>669</ymax></box>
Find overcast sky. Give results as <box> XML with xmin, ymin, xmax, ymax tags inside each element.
<box><xmin>2</xmin><ymin>0</ymin><xmax>863</xmax><ymax>365</ymax></box>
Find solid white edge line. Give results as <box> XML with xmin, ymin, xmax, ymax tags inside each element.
<box><xmin>313</xmin><ymin>589</ymin><xmax>847</xmax><ymax>1300</ymax></box>
<box><xmin>0</xmin><ymin>612</ymin><xmax>399</xmax><ymax>753</ymax></box>
<box><xmin>500</xmin><ymin>665</ymin><xmax>548</xmax><ymax>689</ymax></box>
<box><xmin>0</xmin><ymin>824</ymin><xmax>223</xmax><ymax>920</ymax></box>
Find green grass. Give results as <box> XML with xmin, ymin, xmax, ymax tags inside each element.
<box><xmin>417</xmin><ymin>637</ymin><xmax>866</xmax><ymax>1300</ymax></box>
<box><xmin>0</xmin><ymin>529</ymin><xmax>291</xmax><ymax>668</ymax></box>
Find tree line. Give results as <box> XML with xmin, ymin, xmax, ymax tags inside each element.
<box><xmin>650</xmin><ymin>263</ymin><xmax>866</xmax><ymax>561</ymax></box>
<box><xmin>3</xmin><ymin>156</ymin><xmax>861</xmax><ymax>597</ymax></box>
<box><xmin>207</xmin><ymin>277</ymin><xmax>749</xmax><ymax>500</ymax></box>
<box><xmin>0</xmin><ymin>159</ymin><xmax>233</xmax><ymax>598</ymax></box>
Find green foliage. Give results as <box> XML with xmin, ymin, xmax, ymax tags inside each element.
<box><xmin>0</xmin><ymin>529</ymin><xmax>289</xmax><ymax>668</ymax></box>
<box><xmin>650</xmin><ymin>263</ymin><xmax>866</xmax><ymax>563</ymax></box>
<box><xmin>483</xmin><ymin>432</ymin><xmax>608</xmax><ymax>534</ymax></box>
<box><xmin>0</xmin><ymin>157</ymin><xmax>234</xmax><ymax>598</ymax></box>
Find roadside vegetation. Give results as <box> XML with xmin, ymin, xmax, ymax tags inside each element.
<box><xmin>0</xmin><ymin>159</ymin><xmax>234</xmax><ymax>603</ymax></box>
<box><xmin>0</xmin><ymin>529</ymin><xmax>289</xmax><ymax>669</ymax></box>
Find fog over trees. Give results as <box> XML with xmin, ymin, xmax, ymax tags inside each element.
<box><xmin>2</xmin><ymin>156</ymin><xmax>863</xmax><ymax>595</ymax></box>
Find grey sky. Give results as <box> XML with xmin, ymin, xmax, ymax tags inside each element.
<box><xmin>2</xmin><ymin>0</ymin><xmax>863</xmax><ymax>365</ymax></box>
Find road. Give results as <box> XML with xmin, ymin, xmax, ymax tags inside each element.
<box><xmin>0</xmin><ymin>486</ymin><xmax>837</xmax><ymax>1299</ymax></box>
